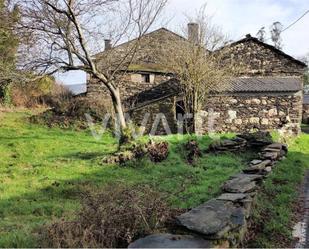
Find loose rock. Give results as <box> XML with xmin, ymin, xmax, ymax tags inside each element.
<box><xmin>222</xmin><ymin>174</ymin><xmax>262</xmax><ymax>193</ymax></box>
<box><xmin>177</xmin><ymin>199</ymin><xmax>245</xmax><ymax>239</ymax></box>
<box><xmin>216</xmin><ymin>193</ymin><xmax>248</xmax><ymax>202</ymax></box>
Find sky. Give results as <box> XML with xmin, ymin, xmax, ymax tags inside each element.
<box><xmin>58</xmin><ymin>0</ymin><xmax>309</xmax><ymax>86</ymax></box>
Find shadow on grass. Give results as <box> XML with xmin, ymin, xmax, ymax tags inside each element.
<box><xmin>0</xmin><ymin>150</ymin><xmax>249</xmax><ymax>247</ymax></box>
<box><xmin>245</xmin><ymin>150</ymin><xmax>309</xmax><ymax>248</ymax></box>
<box><xmin>3</xmin><ymin>134</ymin><xmax>308</xmax><ymax>248</ymax></box>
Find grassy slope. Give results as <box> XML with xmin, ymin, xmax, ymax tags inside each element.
<box><xmin>0</xmin><ymin>110</ymin><xmax>248</xmax><ymax>247</ymax></box>
<box><xmin>248</xmin><ymin>133</ymin><xmax>309</xmax><ymax>248</ymax></box>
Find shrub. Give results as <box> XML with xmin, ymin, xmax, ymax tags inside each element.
<box><xmin>32</xmin><ymin>93</ymin><xmax>112</xmax><ymax>129</ymax></box>
<box><xmin>10</xmin><ymin>76</ymin><xmax>56</xmax><ymax>107</ymax></box>
<box><xmin>148</xmin><ymin>141</ymin><xmax>169</xmax><ymax>162</ymax></box>
<box><xmin>185</xmin><ymin>140</ymin><xmax>202</xmax><ymax>164</ymax></box>
<box><xmin>41</xmin><ymin>184</ymin><xmax>174</xmax><ymax>248</ymax></box>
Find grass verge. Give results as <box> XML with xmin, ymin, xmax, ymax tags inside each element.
<box><xmin>246</xmin><ymin>133</ymin><xmax>309</xmax><ymax>248</ymax></box>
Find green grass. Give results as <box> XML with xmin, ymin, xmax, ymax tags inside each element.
<box><xmin>248</xmin><ymin>133</ymin><xmax>309</xmax><ymax>248</ymax></box>
<box><xmin>0</xmin><ymin>110</ymin><xmax>249</xmax><ymax>247</ymax></box>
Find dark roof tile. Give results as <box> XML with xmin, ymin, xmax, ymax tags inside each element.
<box><xmin>127</xmin><ymin>77</ymin><xmax>303</xmax><ymax>109</ymax></box>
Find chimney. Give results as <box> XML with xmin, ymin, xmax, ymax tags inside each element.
<box><xmin>104</xmin><ymin>39</ymin><xmax>112</xmax><ymax>51</ymax></box>
<box><xmin>188</xmin><ymin>23</ymin><xmax>199</xmax><ymax>44</ymax></box>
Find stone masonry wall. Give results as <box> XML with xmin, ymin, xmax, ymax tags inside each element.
<box><xmin>220</xmin><ymin>38</ymin><xmax>305</xmax><ymax>76</ymax></box>
<box><xmin>130</xmin><ymin>92</ymin><xmax>303</xmax><ymax>135</ymax></box>
<box><xmin>87</xmin><ymin>73</ymin><xmax>171</xmax><ymax>101</ymax></box>
<box><xmin>303</xmin><ymin>104</ymin><xmax>309</xmax><ymax>124</ymax></box>
<box><xmin>196</xmin><ymin>92</ymin><xmax>303</xmax><ymax>135</ymax></box>
<box><xmin>129</xmin><ymin>97</ymin><xmax>177</xmax><ymax>135</ymax></box>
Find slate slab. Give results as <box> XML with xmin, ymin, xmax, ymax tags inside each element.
<box><xmin>229</xmin><ymin>173</ymin><xmax>263</xmax><ymax>181</ymax></box>
<box><xmin>128</xmin><ymin>234</ymin><xmax>213</xmax><ymax>248</ymax></box>
<box><xmin>177</xmin><ymin>199</ymin><xmax>245</xmax><ymax>238</ymax></box>
<box><xmin>260</xmin><ymin>151</ymin><xmax>280</xmax><ymax>160</ymax></box>
<box><xmin>244</xmin><ymin>160</ymin><xmax>272</xmax><ymax>173</ymax></box>
<box><xmin>250</xmin><ymin>159</ymin><xmax>262</xmax><ymax>165</ymax></box>
<box><xmin>216</xmin><ymin>193</ymin><xmax>248</xmax><ymax>202</ymax></box>
<box><xmin>222</xmin><ymin>174</ymin><xmax>262</xmax><ymax>193</ymax></box>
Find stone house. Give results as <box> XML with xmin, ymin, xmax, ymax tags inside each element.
<box><xmin>87</xmin><ymin>24</ymin><xmax>307</xmax><ymax>135</ymax></box>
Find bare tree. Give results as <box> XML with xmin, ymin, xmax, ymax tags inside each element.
<box><xmin>162</xmin><ymin>6</ymin><xmax>237</xmax><ymax>132</ymax></box>
<box><xmin>270</xmin><ymin>21</ymin><xmax>283</xmax><ymax>49</ymax></box>
<box><xmin>16</xmin><ymin>0</ymin><xmax>167</xmax><ymax>140</ymax></box>
<box><xmin>256</xmin><ymin>26</ymin><xmax>266</xmax><ymax>42</ymax></box>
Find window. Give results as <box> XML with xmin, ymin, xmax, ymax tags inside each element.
<box><xmin>141</xmin><ymin>73</ymin><xmax>150</xmax><ymax>83</ymax></box>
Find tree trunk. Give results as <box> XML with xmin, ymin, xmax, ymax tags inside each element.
<box><xmin>112</xmin><ymin>87</ymin><xmax>127</xmax><ymax>131</ymax></box>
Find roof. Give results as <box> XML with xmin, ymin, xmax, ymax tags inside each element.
<box><xmin>127</xmin><ymin>77</ymin><xmax>303</xmax><ymax>109</ymax></box>
<box><xmin>222</xmin><ymin>34</ymin><xmax>307</xmax><ymax>68</ymax></box>
<box><xmin>304</xmin><ymin>95</ymin><xmax>309</xmax><ymax>105</ymax></box>
<box><xmin>229</xmin><ymin>77</ymin><xmax>303</xmax><ymax>93</ymax></box>
<box><xmin>94</xmin><ymin>28</ymin><xmax>307</xmax><ymax>74</ymax></box>
<box><xmin>94</xmin><ymin>28</ymin><xmax>187</xmax><ymax>73</ymax></box>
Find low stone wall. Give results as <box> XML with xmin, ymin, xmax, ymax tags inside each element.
<box><xmin>128</xmin><ymin>140</ymin><xmax>288</xmax><ymax>248</ymax></box>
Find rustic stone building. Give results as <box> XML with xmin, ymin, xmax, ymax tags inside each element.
<box><xmin>87</xmin><ymin>25</ymin><xmax>307</xmax><ymax>135</ymax></box>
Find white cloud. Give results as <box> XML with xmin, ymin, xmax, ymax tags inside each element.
<box><xmin>167</xmin><ymin>0</ymin><xmax>309</xmax><ymax>56</ymax></box>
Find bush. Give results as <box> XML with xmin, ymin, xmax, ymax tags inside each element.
<box><xmin>185</xmin><ymin>140</ymin><xmax>202</xmax><ymax>164</ymax></box>
<box><xmin>32</xmin><ymin>91</ymin><xmax>112</xmax><ymax>129</ymax></box>
<box><xmin>148</xmin><ymin>141</ymin><xmax>169</xmax><ymax>163</ymax></box>
<box><xmin>41</xmin><ymin>184</ymin><xmax>174</xmax><ymax>248</ymax></box>
<box><xmin>10</xmin><ymin>76</ymin><xmax>56</xmax><ymax>107</ymax></box>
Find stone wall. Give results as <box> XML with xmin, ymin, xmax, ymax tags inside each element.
<box><xmin>87</xmin><ymin>73</ymin><xmax>171</xmax><ymax>101</ymax></box>
<box><xmin>129</xmin><ymin>97</ymin><xmax>177</xmax><ymax>135</ymax></box>
<box><xmin>130</xmin><ymin>92</ymin><xmax>303</xmax><ymax>135</ymax></box>
<box><xmin>303</xmin><ymin>104</ymin><xmax>309</xmax><ymax>124</ymax></box>
<box><xmin>220</xmin><ymin>38</ymin><xmax>306</xmax><ymax>76</ymax></box>
<box><xmin>129</xmin><ymin>140</ymin><xmax>288</xmax><ymax>248</ymax></box>
<box><xmin>196</xmin><ymin>92</ymin><xmax>303</xmax><ymax>135</ymax></box>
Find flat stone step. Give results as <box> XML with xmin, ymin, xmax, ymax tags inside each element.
<box><xmin>216</xmin><ymin>193</ymin><xmax>248</xmax><ymax>202</ymax></box>
<box><xmin>222</xmin><ymin>174</ymin><xmax>263</xmax><ymax>193</ymax></box>
<box><xmin>244</xmin><ymin>159</ymin><xmax>272</xmax><ymax>173</ymax></box>
<box><xmin>177</xmin><ymin>199</ymin><xmax>245</xmax><ymax>239</ymax></box>
<box><xmin>128</xmin><ymin>234</ymin><xmax>215</xmax><ymax>248</ymax></box>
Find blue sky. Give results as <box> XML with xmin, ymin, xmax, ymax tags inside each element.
<box><xmin>58</xmin><ymin>0</ymin><xmax>309</xmax><ymax>85</ymax></box>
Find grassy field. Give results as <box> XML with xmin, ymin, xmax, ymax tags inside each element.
<box><xmin>0</xmin><ymin>110</ymin><xmax>249</xmax><ymax>247</ymax></box>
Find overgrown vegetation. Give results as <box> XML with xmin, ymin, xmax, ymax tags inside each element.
<box><xmin>31</xmin><ymin>94</ymin><xmax>112</xmax><ymax>129</ymax></box>
<box><xmin>246</xmin><ymin>134</ymin><xmax>309</xmax><ymax>248</ymax></box>
<box><xmin>41</xmin><ymin>184</ymin><xmax>176</xmax><ymax>248</ymax></box>
<box><xmin>0</xmin><ymin>110</ymin><xmax>249</xmax><ymax>247</ymax></box>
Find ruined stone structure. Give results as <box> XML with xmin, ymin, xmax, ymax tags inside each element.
<box><xmin>87</xmin><ymin>26</ymin><xmax>307</xmax><ymax>135</ymax></box>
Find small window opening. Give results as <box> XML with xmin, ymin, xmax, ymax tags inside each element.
<box><xmin>141</xmin><ymin>73</ymin><xmax>150</xmax><ymax>83</ymax></box>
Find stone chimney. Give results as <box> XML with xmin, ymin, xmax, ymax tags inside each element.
<box><xmin>188</xmin><ymin>23</ymin><xmax>199</xmax><ymax>44</ymax></box>
<box><xmin>104</xmin><ymin>39</ymin><xmax>112</xmax><ymax>51</ymax></box>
